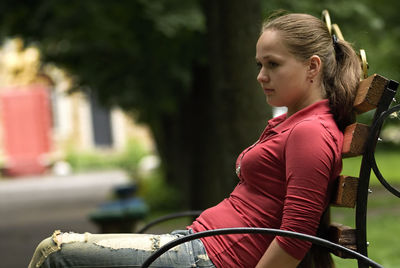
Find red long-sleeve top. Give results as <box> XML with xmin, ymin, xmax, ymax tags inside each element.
<box><xmin>188</xmin><ymin>100</ymin><xmax>343</xmax><ymax>268</ymax></box>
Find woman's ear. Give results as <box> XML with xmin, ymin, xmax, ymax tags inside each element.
<box><xmin>308</xmin><ymin>55</ymin><xmax>321</xmax><ymax>79</ymax></box>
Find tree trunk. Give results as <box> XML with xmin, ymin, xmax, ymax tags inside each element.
<box><xmin>189</xmin><ymin>0</ymin><xmax>270</xmax><ymax>209</ymax></box>
<box><xmin>151</xmin><ymin>0</ymin><xmax>271</xmax><ymax>210</ymax></box>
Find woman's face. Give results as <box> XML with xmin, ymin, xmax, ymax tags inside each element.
<box><xmin>255</xmin><ymin>30</ymin><xmax>316</xmax><ymax>115</ymax></box>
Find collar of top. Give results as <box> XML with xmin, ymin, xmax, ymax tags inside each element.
<box><xmin>267</xmin><ymin>99</ymin><xmax>332</xmax><ymax>134</ymax></box>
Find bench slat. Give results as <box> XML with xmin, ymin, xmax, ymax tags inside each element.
<box><xmin>342</xmin><ymin>123</ymin><xmax>370</xmax><ymax>158</ymax></box>
<box><xmin>329</xmin><ymin>223</ymin><xmax>357</xmax><ymax>258</ymax></box>
<box><xmin>354</xmin><ymin>74</ymin><xmax>388</xmax><ymax>114</ymax></box>
<box><xmin>331</xmin><ymin>175</ymin><xmax>358</xmax><ymax>208</ymax></box>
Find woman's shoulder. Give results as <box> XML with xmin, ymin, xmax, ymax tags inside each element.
<box><xmin>288</xmin><ymin>114</ymin><xmax>343</xmax><ymax>147</ymax></box>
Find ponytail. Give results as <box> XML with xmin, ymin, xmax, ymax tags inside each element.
<box><xmin>324</xmin><ymin>38</ymin><xmax>361</xmax><ymax>130</ymax></box>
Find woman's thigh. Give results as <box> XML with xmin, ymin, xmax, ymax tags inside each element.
<box><xmin>29</xmin><ymin>230</ymin><xmax>215</xmax><ymax>268</ymax></box>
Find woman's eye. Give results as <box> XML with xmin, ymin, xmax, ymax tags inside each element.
<box><xmin>268</xmin><ymin>61</ymin><xmax>278</xmax><ymax>68</ymax></box>
<box><xmin>256</xmin><ymin>60</ymin><xmax>278</xmax><ymax>70</ymax></box>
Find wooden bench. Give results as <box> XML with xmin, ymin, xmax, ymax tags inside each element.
<box><xmin>328</xmin><ymin>74</ymin><xmax>399</xmax><ymax>267</ymax></box>
<box><xmin>330</xmin><ymin>74</ymin><xmax>391</xmax><ymax>250</ymax></box>
<box><xmin>138</xmin><ymin>73</ymin><xmax>399</xmax><ymax>268</ymax></box>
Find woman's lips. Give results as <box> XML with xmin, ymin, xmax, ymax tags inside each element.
<box><xmin>263</xmin><ymin>88</ymin><xmax>275</xmax><ymax>95</ymax></box>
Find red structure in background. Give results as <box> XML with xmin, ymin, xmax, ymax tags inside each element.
<box><xmin>0</xmin><ymin>85</ymin><xmax>52</xmax><ymax>176</ymax></box>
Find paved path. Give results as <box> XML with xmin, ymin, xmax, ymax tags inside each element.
<box><xmin>0</xmin><ymin>170</ymin><xmax>129</xmax><ymax>268</ymax></box>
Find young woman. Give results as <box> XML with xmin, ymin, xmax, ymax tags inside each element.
<box><xmin>29</xmin><ymin>12</ymin><xmax>361</xmax><ymax>268</ymax></box>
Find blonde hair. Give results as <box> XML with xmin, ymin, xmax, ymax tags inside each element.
<box><xmin>262</xmin><ymin>13</ymin><xmax>361</xmax><ymax>130</ymax></box>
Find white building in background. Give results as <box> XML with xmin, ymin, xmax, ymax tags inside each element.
<box><xmin>46</xmin><ymin>65</ymin><xmax>153</xmax><ymax>153</ymax></box>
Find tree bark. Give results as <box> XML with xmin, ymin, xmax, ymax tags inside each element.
<box><xmin>188</xmin><ymin>0</ymin><xmax>270</xmax><ymax>209</ymax></box>
<box><xmin>149</xmin><ymin>0</ymin><xmax>270</xmax><ymax>210</ymax></box>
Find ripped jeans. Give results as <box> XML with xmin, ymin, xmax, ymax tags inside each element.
<box><xmin>28</xmin><ymin>229</ymin><xmax>216</xmax><ymax>268</ymax></box>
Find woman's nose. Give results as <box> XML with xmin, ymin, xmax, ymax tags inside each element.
<box><xmin>257</xmin><ymin>69</ymin><xmax>269</xmax><ymax>83</ymax></box>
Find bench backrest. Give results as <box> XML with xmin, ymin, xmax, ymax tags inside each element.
<box><xmin>328</xmin><ymin>73</ymin><xmax>399</xmax><ymax>267</ymax></box>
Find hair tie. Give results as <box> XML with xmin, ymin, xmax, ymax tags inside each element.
<box><xmin>332</xmin><ymin>34</ymin><xmax>338</xmax><ymax>47</ymax></box>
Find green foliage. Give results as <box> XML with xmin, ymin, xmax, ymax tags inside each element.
<box><xmin>0</xmin><ymin>0</ymin><xmax>205</xmax><ymax>124</ymax></box>
<box><xmin>65</xmin><ymin>150</ymin><xmax>120</xmax><ymax>172</ymax></box>
<box><xmin>138</xmin><ymin>167</ymin><xmax>183</xmax><ymax>212</ymax></box>
<box><xmin>115</xmin><ymin>138</ymin><xmax>150</xmax><ymax>178</ymax></box>
<box><xmin>65</xmin><ymin>138</ymin><xmax>150</xmax><ymax>174</ymax></box>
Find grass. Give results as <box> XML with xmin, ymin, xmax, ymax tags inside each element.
<box><xmin>342</xmin><ymin>149</ymin><xmax>400</xmax><ymax>185</ymax></box>
<box><xmin>332</xmin><ymin>186</ymin><xmax>400</xmax><ymax>267</ymax></box>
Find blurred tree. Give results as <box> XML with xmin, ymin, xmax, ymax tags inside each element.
<box><xmin>192</xmin><ymin>0</ymin><xmax>269</xmax><ymax>208</ymax></box>
<box><xmin>0</xmin><ymin>0</ymin><xmax>269</xmax><ymax>209</ymax></box>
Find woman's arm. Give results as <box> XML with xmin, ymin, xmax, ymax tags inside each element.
<box><xmin>256</xmin><ymin>120</ymin><xmax>337</xmax><ymax>267</ymax></box>
<box><xmin>255</xmin><ymin>239</ymin><xmax>300</xmax><ymax>268</ymax></box>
